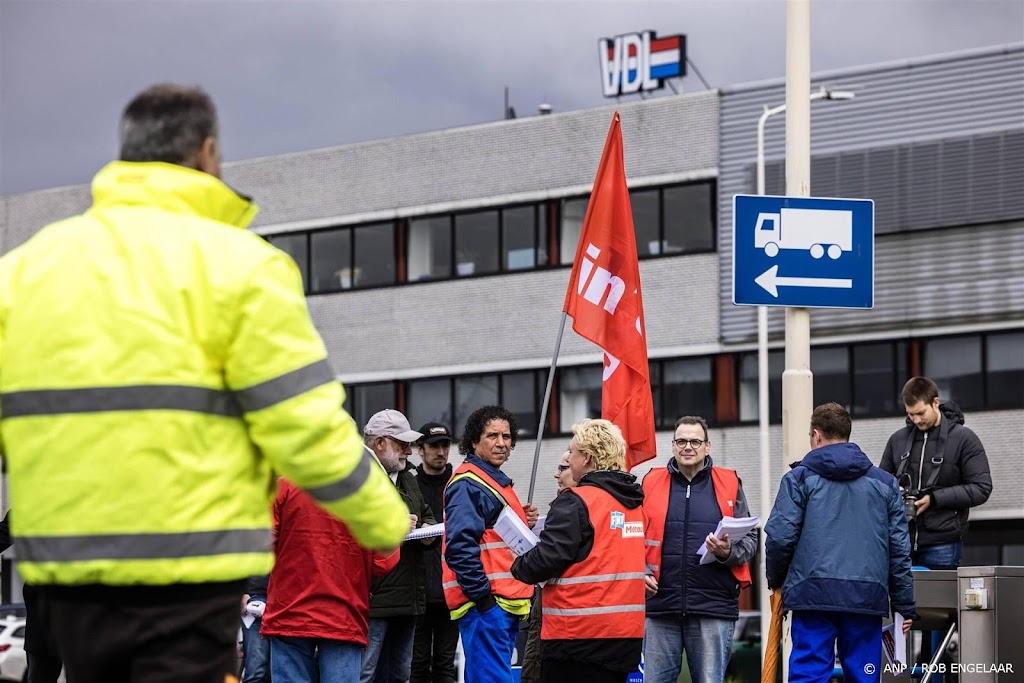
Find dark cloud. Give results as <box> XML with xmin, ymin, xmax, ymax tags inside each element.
<box><xmin>2</xmin><ymin>0</ymin><xmax>1021</xmax><ymax>195</ymax></box>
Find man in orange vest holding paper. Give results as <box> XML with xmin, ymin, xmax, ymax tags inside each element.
<box><xmin>511</xmin><ymin>419</ymin><xmax>646</xmax><ymax>683</ymax></box>
<box><xmin>642</xmin><ymin>416</ymin><xmax>757</xmax><ymax>683</ymax></box>
<box><xmin>442</xmin><ymin>406</ymin><xmax>538</xmax><ymax>683</ymax></box>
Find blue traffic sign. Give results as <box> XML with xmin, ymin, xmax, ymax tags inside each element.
<box><xmin>732</xmin><ymin>195</ymin><xmax>874</xmax><ymax>308</ymax></box>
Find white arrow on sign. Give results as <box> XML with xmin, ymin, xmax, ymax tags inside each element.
<box><xmin>754</xmin><ymin>265</ymin><xmax>853</xmax><ymax>298</ymax></box>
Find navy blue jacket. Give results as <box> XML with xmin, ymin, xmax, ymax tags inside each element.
<box><xmin>443</xmin><ymin>455</ymin><xmax>519</xmax><ymax>603</ymax></box>
<box><xmin>765</xmin><ymin>442</ymin><xmax>917</xmax><ymax>620</ymax></box>
<box><xmin>646</xmin><ymin>456</ymin><xmax>757</xmax><ymax>621</ymax></box>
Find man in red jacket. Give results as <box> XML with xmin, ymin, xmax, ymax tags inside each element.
<box><xmin>261</xmin><ymin>477</ymin><xmax>413</xmax><ymax>682</ymax></box>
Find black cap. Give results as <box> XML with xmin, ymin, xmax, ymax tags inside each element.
<box><xmin>418</xmin><ymin>422</ymin><xmax>454</xmax><ymax>445</ymax></box>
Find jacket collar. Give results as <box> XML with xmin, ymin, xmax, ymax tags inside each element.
<box><xmin>465</xmin><ymin>454</ymin><xmax>512</xmax><ymax>487</ymax></box>
<box><xmin>90</xmin><ymin>161</ymin><xmax>258</xmax><ymax>228</ymax></box>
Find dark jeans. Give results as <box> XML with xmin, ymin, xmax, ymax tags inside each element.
<box><xmin>410</xmin><ymin>603</ymin><xmax>459</xmax><ymax>683</ymax></box>
<box><xmin>361</xmin><ymin>615</ymin><xmax>416</xmax><ymax>683</ymax></box>
<box><xmin>912</xmin><ymin>541</ymin><xmax>962</xmax><ymax>570</ymax></box>
<box><xmin>35</xmin><ymin>580</ymin><xmax>244</xmax><ymax>683</ymax></box>
<box><xmin>241</xmin><ymin>615</ymin><xmax>271</xmax><ymax>682</ymax></box>
<box><xmin>540</xmin><ymin>660</ymin><xmax>629</xmax><ymax>683</ymax></box>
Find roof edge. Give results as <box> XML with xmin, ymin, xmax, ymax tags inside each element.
<box><xmin>721</xmin><ymin>42</ymin><xmax>1024</xmax><ymax>95</ymax></box>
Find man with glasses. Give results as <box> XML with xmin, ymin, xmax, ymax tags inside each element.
<box><xmin>362</xmin><ymin>411</ymin><xmax>437</xmax><ymax>683</ymax></box>
<box><xmin>641</xmin><ymin>416</ymin><xmax>757</xmax><ymax>683</ymax></box>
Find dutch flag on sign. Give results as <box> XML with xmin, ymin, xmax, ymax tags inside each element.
<box><xmin>649</xmin><ymin>35</ymin><xmax>683</xmax><ymax>80</ymax></box>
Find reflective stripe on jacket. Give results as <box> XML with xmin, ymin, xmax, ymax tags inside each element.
<box><xmin>541</xmin><ymin>486</ymin><xmax>646</xmax><ymax>641</ymax></box>
<box><xmin>0</xmin><ymin>161</ymin><xmax>409</xmax><ymax>586</ymax></box>
<box><xmin>442</xmin><ymin>463</ymin><xmax>534</xmax><ymax>611</ymax></box>
<box><xmin>643</xmin><ymin>466</ymin><xmax>752</xmax><ymax>588</ymax></box>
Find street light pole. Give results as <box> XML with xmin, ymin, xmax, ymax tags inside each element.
<box><xmin>754</xmin><ymin>82</ymin><xmax>855</xmax><ymax>677</ymax></box>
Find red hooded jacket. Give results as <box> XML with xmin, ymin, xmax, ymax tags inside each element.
<box><xmin>260</xmin><ymin>478</ymin><xmax>399</xmax><ymax>644</ymax></box>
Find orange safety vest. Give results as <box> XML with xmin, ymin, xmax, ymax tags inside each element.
<box><xmin>441</xmin><ymin>462</ymin><xmax>534</xmax><ymax>611</ymax></box>
<box><xmin>642</xmin><ymin>466</ymin><xmax>752</xmax><ymax>588</ymax></box>
<box><xmin>541</xmin><ymin>486</ymin><xmax>646</xmax><ymax>641</ymax></box>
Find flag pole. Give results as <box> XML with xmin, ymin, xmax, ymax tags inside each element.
<box><xmin>526</xmin><ymin>311</ymin><xmax>568</xmax><ymax>504</ymax></box>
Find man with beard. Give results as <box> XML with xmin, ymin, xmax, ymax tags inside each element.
<box><xmin>361</xmin><ymin>411</ymin><xmax>435</xmax><ymax>683</ymax></box>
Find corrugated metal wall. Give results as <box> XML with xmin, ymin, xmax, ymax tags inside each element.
<box><xmin>718</xmin><ymin>45</ymin><xmax>1024</xmax><ymax>343</ymax></box>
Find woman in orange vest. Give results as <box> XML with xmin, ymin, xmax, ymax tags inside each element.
<box><xmin>511</xmin><ymin>419</ymin><xmax>646</xmax><ymax>683</ymax></box>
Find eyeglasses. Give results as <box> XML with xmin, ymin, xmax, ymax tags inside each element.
<box><xmin>556</xmin><ymin>465</ymin><xmax>570</xmax><ymax>473</ymax></box>
<box><xmin>672</xmin><ymin>438</ymin><xmax>706</xmax><ymax>449</ymax></box>
<box><xmin>386</xmin><ymin>436</ymin><xmax>413</xmax><ymax>449</ymax></box>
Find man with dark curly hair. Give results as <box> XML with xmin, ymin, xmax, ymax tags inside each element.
<box><xmin>442</xmin><ymin>406</ymin><xmax>539</xmax><ymax>683</ymax></box>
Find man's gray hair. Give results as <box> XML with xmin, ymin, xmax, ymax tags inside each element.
<box><xmin>119</xmin><ymin>84</ymin><xmax>218</xmax><ymax>166</ymax></box>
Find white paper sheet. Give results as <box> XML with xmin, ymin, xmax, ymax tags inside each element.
<box><xmin>696</xmin><ymin>516</ymin><xmax>760</xmax><ymax>564</ymax></box>
<box><xmin>882</xmin><ymin>613</ymin><xmax>907</xmax><ymax>673</ymax></box>
<box><xmin>493</xmin><ymin>506</ymin><xmax>539</xmax><ymax>556</ymax></box>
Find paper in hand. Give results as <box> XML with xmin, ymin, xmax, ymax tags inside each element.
<box><xmin>696</xmin><ymin>516</ymin><xmax>760</xmax><ymax>565</ymax></box>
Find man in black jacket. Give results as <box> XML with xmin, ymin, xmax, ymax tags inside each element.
<box><xmin>410</xmin><ymin>422</ymin><xmax>457</xmax><ymax>683</ymax></box>
<box><xmin>360</xmin><ymin>411</ymin><xmax>435</xmax><ymax>683</ymax></box>
<box><xmin>880</xmin><ymin>376</ymin><xmax>992</xmax><ymax>569</ymax></box>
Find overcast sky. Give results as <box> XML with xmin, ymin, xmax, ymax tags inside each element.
<box><xmin>1</xmin><ymin>0</ymin><xmax>1021</xmax><ymax>196</ymax></box>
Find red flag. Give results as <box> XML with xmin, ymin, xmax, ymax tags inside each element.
<box><xmin>563</xmin><ymin>113</ymin><xmax>657</xmax><ymax>470</ymax></box>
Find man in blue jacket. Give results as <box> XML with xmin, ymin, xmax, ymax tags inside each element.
<box><xmin>766</xmin><ymin>403</ymin><xmax>917</xmax><ymax>683</ymax></box>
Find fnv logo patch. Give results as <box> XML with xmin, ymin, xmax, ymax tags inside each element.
<box><xmin>622</xmin><ymin>521</ymin><xmax>644</xmax><ymax>538</ymax></box>
<box><xmin>610</xmin><ymin>511</ymin><xmax>626</xmax><ymax>530</ymax></box>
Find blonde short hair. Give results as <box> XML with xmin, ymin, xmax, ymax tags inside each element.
<box><xmin>571</xmin><ymin>419</ymin><xmax>626</xmax><ymax>471</ymax></box>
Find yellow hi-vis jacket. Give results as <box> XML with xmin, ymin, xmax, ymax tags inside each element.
<box><xmin>0</xmin><ymin>161</ymin><xmax>409</xmax><ymax>586</ymax></box>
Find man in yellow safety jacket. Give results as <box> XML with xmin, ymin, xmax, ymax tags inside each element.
<box><xmin>0</xmin><ymin>83</ymin><xmax>409</xmax><ymax>683</ymax></box>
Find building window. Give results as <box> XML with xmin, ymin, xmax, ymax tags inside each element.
<box><xmin>738</xmin><ymin>350</ymin><xmax>783</xmax><ymax>422</ymax></box>
<box><xmin>503</xmin><ymin>204</ymin><xmax>548</xmax><ymax>270</ymax></box>
<box><xmin>560</xmin><ymin>181</ymin><xmax>716</xmax><ymax>264</ymax></box>
<box><xmin>559</xmin><ymin>365</ymin><xmax>602</xmax><ymax>432</ymax></box>
<box><xmin>354</xmin><ymin>223</ymin><xmax>396</xmax><ymax>288</ymax></box>
<box><xmin>663</xmin><ymin>181</ymin><xmax>715</xmax><ymax>253</ymax></box>
<box><xmin>631</xmin><ymin>188</ymin><xmax>661</xmax><ymax>256</ymax></box>
<box><xmin>344</xmin><ymin>381</ymin><xmax>396</xmax><ymax>430</ymax></box>
<box><xmin>986</xmin><ymin>331</ymin><xmax>1024</xmax><ymax>408</ymax></box>
<box><xmin>503</xmin><ymin>370</ymin><xmax>543</xmax><ymax>436</ymax></box>
<box><xmin>454</xmin><ymin>375</ymin><xmax>500</xmax><ymax>433</ymax></box>
<box><xmin>406</xmin><ymin>378</ymin><xmax>453</xmax><ymax>432</ymax></box>
<box><xmin>454</xmin><ymin>210</ymin><xmax>499</xmax><ymax>277</ymax></box>
<box><xmin>408</xmin><ymin>215</ymin><xmax>452</xmax><ymax>281</ymax></box>
<box><xmin>924</xmin><ymin>335</ymin><xmax>983</xmax><ymax>410</ymax></box>
<box><xmin>658</xmin><ymin>357</ymin><xmax>715</xmax><ymax>427</ymax></box>
<box><xmin>268</xmin><ymin>233</ymin><xmax>309</xmax><ymax>290</ymax></box>
<box><xmin>811</xmin><ymin>347</ymin><xmax>851</xmax><ymax>411</ymax></box>
<box><xmin>559</xmin><ymin>197</ymin><xmax>589</xmax><ymax>264</ymax></box>
<box><xmin>310</xmin><ymin>228</ymin><xmax>352</xmax><ymax>293</ymax></box>
<box><xmin>852</xmin><ymin>342</ymin><xmax>907</xmax><ymax>416</ymax></box>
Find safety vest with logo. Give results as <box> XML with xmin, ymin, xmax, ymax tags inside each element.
<box><xmin>541</xmin><ymin>486</ymin><xmax>646</xmax><ymax>641</ymax></box>
<box><xmin>441</xmin><ymin>462</ymin><xmax>534</xmax><ymax>613</ymax></box>
<box><xmin>0</xmin><ymin>161</ymin><xmax>410</xmax><ymax>587</ymax></box>
<box><xmin>642</xmin><ymin>466</ymin><xmax>752</xmax><ymax>588</ymax></box>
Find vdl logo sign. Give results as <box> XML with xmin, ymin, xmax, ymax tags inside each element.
<box><xmin>599</xmin><ymin>30</ymin><xmax>686</xmax><ymax>97</ymax></box>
